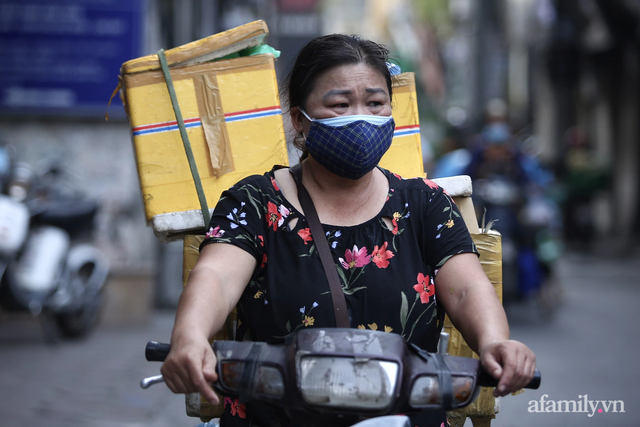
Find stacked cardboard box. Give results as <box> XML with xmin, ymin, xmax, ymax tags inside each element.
<box><xmin>121</xmin><ymin>21</ymin><xmax>288</xmax><ymax>241</ymax></box>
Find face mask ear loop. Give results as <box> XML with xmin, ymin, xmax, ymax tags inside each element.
<box><xmin>298</xmin><ymin>107</ymin><xmax>314</xmax><ymax>122</ymax></box>
<box><xmin>298</xmin><ymin>107</ymin><xmax>311</xmax><ymax>142</ymax></box>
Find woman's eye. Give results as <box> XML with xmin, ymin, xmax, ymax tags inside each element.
<box><xmin>333</xmin><ymin>103</ymin><xmax>348</xmax><ymax>109</ymax></box>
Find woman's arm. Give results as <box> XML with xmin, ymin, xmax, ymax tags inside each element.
<box><xmin>434</xmin><ymin>253</ymin><xmax>536</xmax><ymax>397</ymax></box>
<box><xmin>160</xmin><ymin>242</ymin><xmax>257</xmax><ymax>404</ymax></box>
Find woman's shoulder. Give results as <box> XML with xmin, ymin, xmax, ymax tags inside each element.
<box><xmin>227</xmin><ymin>165</ymin><xmax>285</xmax><ymax>193</ymax></box>
<box><xmin>383</xmin><ymin>168</ymin><xmax>444</xmax><ymax>194</ymax></box>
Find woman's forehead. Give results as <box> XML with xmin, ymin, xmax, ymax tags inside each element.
<box><xmin>313</xmin><ymin>63</ymin><xmax>388</xmax><ymax>95</ymax></box>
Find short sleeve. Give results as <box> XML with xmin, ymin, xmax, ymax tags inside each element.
<box><xmin>421</xmin><ymin>180</ymin><xmax>478</xmax><ymax>271</ymax></box>
<box><xmin>199</xmin><ymin>177</ymin><xmax>267</xmax><ymax>263</ymax></box>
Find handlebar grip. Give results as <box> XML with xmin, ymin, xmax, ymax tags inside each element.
<box><xmin>145</xmin><ymin>341</ymin><xmax>171</xmax><ymax>362</ymax></box>
<box><xmin>477</xmin><ymin>368</ymin><xmax>541</xmax><ymax>390</ymax></box>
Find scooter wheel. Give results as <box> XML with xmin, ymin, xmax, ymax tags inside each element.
<box><xmin>55</xmin><ymin>290</ymin><xmax>104</xmax><ymax>338</ymax></box>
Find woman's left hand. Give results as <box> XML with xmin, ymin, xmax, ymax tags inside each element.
<box><xmin>479</xmin><ymin>340</ymin><xmax>536</xmax><ymax>397</ymax></box>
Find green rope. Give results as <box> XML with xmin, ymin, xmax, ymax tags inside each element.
<box><xmin>157</xmin><ymin>49</ymin><xmax>211</xmax><ymax>228</ymax></box>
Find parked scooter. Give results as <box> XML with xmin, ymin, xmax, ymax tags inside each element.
<box><xmin>0</xmin><ymin>146</ymin><xmax>109</xmax><ymax>340</ymax></box>
<box><xmin>140</xmin><ymin>329</ymin><xmax>540</xmax><ymax>427</ymax></box>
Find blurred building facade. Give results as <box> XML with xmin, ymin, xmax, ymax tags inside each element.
<box><xmin>527</xmin><ymin>0</ymin><xmax>640</xmax><ymax>248</ymax></box>
<box><xmin>410</xmin><ymin>0</ymin><xmax>640</xmax><ymax>249</ymax></box>
<box><xmin>0</xmin><ymin>0</ymin><xmax>322</xmax><ymax>310</ymax></box>
<box><xmin>1</xmin><ymin>0</ymin><xmax>638</xmax><ymax>313</ymax></box>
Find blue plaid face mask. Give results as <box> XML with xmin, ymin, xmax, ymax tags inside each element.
<box><xmin>300</xmin><ymin>108</ymin><xmax>396</xmax><ymax>180</ymax></box>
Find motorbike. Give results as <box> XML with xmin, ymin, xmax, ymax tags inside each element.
<box><xmin>473</xmin><ymin>176</ymin><xmax>563</xmax><ymax>310</ymax></box>
<box><xmin>463</xmin><ymin>127</ymin><xmax>563</xmax><ymax>314</ymax></box>
<box><xmin>0</xmin><ymin>146</ymin><xmax>110</xmax><ymax>340</ymax></box>
<box><xmin>140</xmin><ymin>328</ymin><xmax>540</xmax><ymax>427</ymax></box>
<box><xmin>473</xmin><ymin>175</ymin><xmax>522</xmax><ymax>302</ymax></box>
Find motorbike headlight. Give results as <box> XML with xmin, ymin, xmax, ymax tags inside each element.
<box><xmin>410</xmin><ymin>375</ymin><xmax>476</xmax><ymax>408</ymax></box>
<box><xmin>451</xmin><ymin>376</ymin><xmax>475</xmax><ymax>405</ymax></box>
<box><xmin>409</xmin><ymin>375</ymin><xmax>440</xmax><ymax>406</ymax></box>
<box><xmin>220</xmin><ymin>360</ymin><xmax>244</xmax><ymax>391</ymax></box>
<box><xmin>299</xmin><ymin>356</ymin><xmax>398</xmax><ymax>410</ymax></box>
<box><xmin>254</xmin><ymin>365</ymin><xmax>285</xmax><ymax>398</ymax></box>
<box><xmin>219</xmin><ymin>361</ymin><xmax>285</xmax><ymax>399</ymax></box>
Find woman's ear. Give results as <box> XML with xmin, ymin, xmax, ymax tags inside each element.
<box><xmin>290</xmin><ymin>106</ymin><xmax>305</xmax><ymax>133</ymax></box>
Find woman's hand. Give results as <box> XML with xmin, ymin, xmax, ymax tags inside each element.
<box><xmin>159</xmin><ymin>243</ymin><xmax>256</xmax><ymax>406</ymax></box>
<box><xmin>479</xmin><ymin>340</ymin><xmax>536</xmax><ymax>397</ymax></box>
<box><xmin>160</xmin><ymin>335</ymin><xmax>220</xmax><ymax>405</ymax></box>
<box><xmin>435</xmin><ymin>254</ymin><xmax>536</xmax><ymax>397</ymax></box>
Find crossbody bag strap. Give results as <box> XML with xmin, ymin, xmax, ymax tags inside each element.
<box><xmin>289</xmin><ymin>164</ymin><xmax>350</xmax><ymax>328</ymax></box>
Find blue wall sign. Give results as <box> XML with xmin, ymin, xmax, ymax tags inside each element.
<box><xmin>0</xmin><ymin>0</ymin><xmax>143</xmax><ymax>118</ymax></box>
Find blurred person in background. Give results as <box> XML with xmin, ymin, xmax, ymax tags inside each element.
<box><xmin>464</xmin><ymin>99</ymin><xmax>528</xmax><ymax>185</ymax></box>
<box><xmin>429</xmin><ymin>126</ymin><xmax>472</xmax><ymax>179</ymax></box>
<box><xmin>464</xmin><ymin>100</ymin><xmax>562</xmax><ymax>311</ymax></box>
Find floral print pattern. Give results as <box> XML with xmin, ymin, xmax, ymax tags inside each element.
<box><xmin>326</xmin><ymin>230</ymin><xmax>341</xmax><ymax>248</ymax></box>
<box><xmin>336</xmin><ymin>245</ymin><xmax>373</xmax><ymax>294</ymax></box>
<box><xmin>224</xmin><ymin>397</ymin><xmax>246</xmax><ymax>419</ymax></box>
<box><xmin>226</xmin><ymin>204</ymin><xmax>248</xmax><ymax>230</ymax></box>
<box><xmin>270</xmin><ymin>176</ymin><xmax>280</xmax><ymax>192</ymax></box>
<box><xmin>266</xmin><ymin>201</ymin><xmax>290</xmax><ymax>231</ymax></box>
<box><xmin>339</xmin><ymin>245</ymin><xmax>372</xmax><ymax>269</ymax></box>
<box><xmin>381</xmin><ymin>202</ymin><xmax>411</xmax><ymax>251</ymax></box>
<box><xmin>297</xmin><ymin>228</ymin><xmax>313</xmax><ymax>244</ymax></box>
<box><xmin>200</xmin><ymin>166</ymin><xmax>477</xmax><ymax>427</ymax></box>
<box><xmin>414</xmin><ymin>273</ymin><xmax>435</xmax><ymax>304</ymax></box>
<box><xmin>372</xmin><ymin>241</ymin><xmax>394</xmax><ymax>268</ymax></box>
<box><xmin>423</xmin><ymin>178</ymin><xmax>439</xmax><ymax>190</ymax></box>
<box><xmin>205</xmin><ymin>225</ymin><xmax>225</xmax><ymax>239</ymax></box>
<box><xmin>275</xmin><ymin>302</ymin><xmax>319</xmax><ymax>338</ymax></box>
<box><xmin>358</xmin><ymin>323</ymin><xmax>394</xmax><ymax>333</ymax></box>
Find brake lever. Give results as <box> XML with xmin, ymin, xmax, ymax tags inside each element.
<box><xmin>140</xmin><ymin>374</ymin><xmax>165</xmax><ymax>389</ymax></box>
<box><xmin>140</xmin><ymin>341</ymin><xmax>169</xmax><ymax>389</ymax></box>
<box><xmin>140</xmin><ymin>341</ymin><xmax>221</xmax><ymax>390</ymax></box>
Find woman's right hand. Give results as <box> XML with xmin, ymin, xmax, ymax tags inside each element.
<box><xmin>161</xmin><ymin>243</ymin><xmax>256</xmax><ymax>406</ymax></box>
<box><xmin>160</xmin><ymin>335</ymin><xmax>220</xmax><ymax>405</ymax></box>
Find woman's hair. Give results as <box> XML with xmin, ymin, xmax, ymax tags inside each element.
<box><xmin>282</xmin><ymin>34</ymin><xmax>393</xmax><ymax>158</ymax></box>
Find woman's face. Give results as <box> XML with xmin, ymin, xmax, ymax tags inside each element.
<box><xmin>291</xmin><ymin>62</ymin><xmax>392</xmax><ymax>135</ymax></box>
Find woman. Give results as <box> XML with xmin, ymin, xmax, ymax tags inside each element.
<box><xmin>160</xmin><ymin>34</ymin><xmax>536</xmax><ymax>427</ymax></box>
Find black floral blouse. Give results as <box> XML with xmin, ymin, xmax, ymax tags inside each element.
<box><xmin>200</xmin><ymin>166</ymin><xmax>478</xmax><ymax>427</ymax></box>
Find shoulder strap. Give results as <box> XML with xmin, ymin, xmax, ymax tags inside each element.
<box><xmin>289</xmin><ymin>164</ymin><xmax>350</xmax><ymax>328</ymax></box>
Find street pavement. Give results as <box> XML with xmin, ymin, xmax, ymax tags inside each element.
<box><xmin>0</xmin><ymin>310</ymin><xmax>189</xmax><ymax>427</ymax></box>
<box><xmin>0</xmin><ymin>251</ymin><xmax>639</xmax><ymax>427</ymax></box>
<box><xmin>493</xmin><ymin>251</ymin><xmax>640</xmax><ymax>427</ymax></box>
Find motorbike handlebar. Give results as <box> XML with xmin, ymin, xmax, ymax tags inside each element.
<box><xmin>145</xmin><ymin>341</ymin><xmax>171</xmax><ymax>362</ymax></box>
<box><xmin>477</xmin><ymin>368</ymin><xmax>541</xmax><ymax>390</ymax></box>
<box><xmin>144</xmin><ymin>340</ymin><xmax>541</xmax><ymax>390</ymax></box>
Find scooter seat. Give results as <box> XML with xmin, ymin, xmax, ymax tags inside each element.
<box><xmin>33</xmin><ymin>199</ymin><xmax>99</xmax><ymax>236</ymax></box>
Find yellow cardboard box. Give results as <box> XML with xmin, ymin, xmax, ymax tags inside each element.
<box><xmin>123</xmin><ymin>54</ymin><xmax>287</xmax><ymax>238</ymax></box>
<box><xmin>380</xmin><ymin>72</ymin><xmax>424</xmax><ymax>178</ymax></box>
<box><xmin>120</xmin><ymin>21</ymin><xmax>288</xmax><ymax>240</ymax></box>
